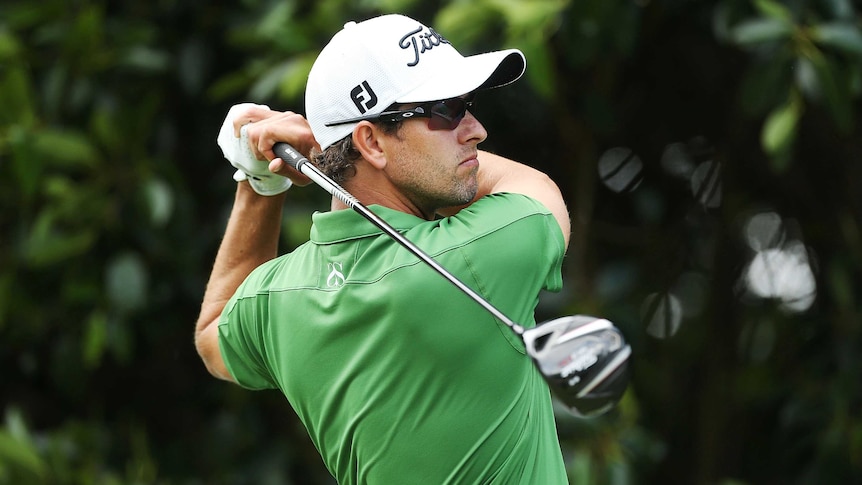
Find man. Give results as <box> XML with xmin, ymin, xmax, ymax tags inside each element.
<box><xmin>195</xmin><ymin>13</ymin><xmax>572</xmax><ymax>484</ymax></box>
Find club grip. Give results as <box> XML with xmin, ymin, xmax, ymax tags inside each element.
<box><xmin>273</xmin><ymin>142</ymin><xmax>308</xmax><ymax>170</ymax></box>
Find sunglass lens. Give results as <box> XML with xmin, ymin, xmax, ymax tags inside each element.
<box><xmin>428</xmin><ymin>98</ymin><xmax>469</xmax><ymax>130</ymax></box>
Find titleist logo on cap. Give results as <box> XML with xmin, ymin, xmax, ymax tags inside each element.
<box><xmin>399</xmin><ymin>25</ymin><xmax>450</xmax><ymax>67</ymax></box>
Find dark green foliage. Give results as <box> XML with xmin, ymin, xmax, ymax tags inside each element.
<box><xmin>1</xmin><ymin>0</ymin><xmax>860</xmax><ymax>483</ymax></box>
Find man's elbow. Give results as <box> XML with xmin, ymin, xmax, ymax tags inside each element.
<box><xmin>194</xmin><ymin>324</ymin><xmax>235</xmax><ymax>382</ymax></box>
<box><xmin>203</xmin><ymin>360</ymin><xmax>235</xmax><ymax>383</ymax></box>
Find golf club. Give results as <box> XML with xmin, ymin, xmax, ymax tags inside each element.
<box><xmin>273</xmin><ymin>142</ymin><xmax>632</xmax><ymax>417</ymax></box>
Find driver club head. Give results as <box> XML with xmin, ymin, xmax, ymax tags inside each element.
<box><xmin>522</xmin><ymin>315</ymin><xmax>632</xmax><ymax>417</ymax></box>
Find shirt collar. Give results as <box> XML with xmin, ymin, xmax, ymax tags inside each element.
<box><xmin>310</xmin><ymin>205</ymin><xmax>427</xmax><ymax>244</ymax></box>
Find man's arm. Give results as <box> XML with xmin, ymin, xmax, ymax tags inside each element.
<box><xmin>196</xmin><ymin>106</ymin><xmax>318</xmax><ymax>382</ymax></box>
<box><xmin>195</xmin><ymin>182</ymin><xmax>286</xmax><ymax>382</ymax></box>
<box><xmin>441</xmin><ymin>150</ymin><xmax>571</xmax><ymax>247</ymax></box>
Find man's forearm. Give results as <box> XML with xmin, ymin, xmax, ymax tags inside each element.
<box><xmin>195</xmin><ymin>181</ymin><xmax>286</xmax><ymax>379</ymax></box>
<box><xmin>439</xmin><ymin>151</ymin><xmax>571</xmax><ymax>246</ymax></box>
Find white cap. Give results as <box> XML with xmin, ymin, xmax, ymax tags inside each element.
<box><xmin>306</xmin><ymin>14</ymin><xmax>526</xmax><ymax>150</ymax></box>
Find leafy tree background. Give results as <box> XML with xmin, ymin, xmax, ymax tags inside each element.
<box><xmin>1</xmin><ymin>0</ymin><xmax>860</xmax><ymax>483</ymax></box>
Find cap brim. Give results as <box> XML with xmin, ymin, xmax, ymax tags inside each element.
<box><xmin>396</xmin><ymin>49</ymin><xmax>525</xmax><ymax>103</ymax></box>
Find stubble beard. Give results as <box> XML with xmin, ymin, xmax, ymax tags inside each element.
<box><xmin>393</xmin><ymin>146</ymin><xmax>480</xmax><ymax>217</ymax></box>
<box><xmin>452</xmin><ymin>164</ymin><xmax>479</xmax><ymax>205</ymax></box>
<box><xmin>421</xmin><ymin>161</ymin><xmax>478</xmax><ymax>213</ymax></box>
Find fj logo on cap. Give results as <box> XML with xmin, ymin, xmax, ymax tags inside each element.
<box><xmin>399</xmin><ymin>25</ymin><xmax>450</xmax><ymax>67</ymax></box>
<box><xmin>350</xmin><ymin>81</ymin><xmax>378</xmax><ymax>114</ymax></box>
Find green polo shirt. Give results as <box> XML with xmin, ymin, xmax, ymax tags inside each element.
<box><xmin>219</xmin><ymin>192</ymin><xmax>568</xmax><ymax>484</ymax></box>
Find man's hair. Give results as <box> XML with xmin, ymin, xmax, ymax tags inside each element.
<box><xmin>312</xmin><ymin>121</ymin><xmax>401</xmax><ymax>184</ymax></box>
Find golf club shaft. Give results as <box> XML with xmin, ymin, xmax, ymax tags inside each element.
<box><xmin>273</xmin><ymin>142</ymin><xmax>525</xmax><ymax>335</ymax></box>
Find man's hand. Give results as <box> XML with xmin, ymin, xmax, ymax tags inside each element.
<box><xmin>218</xmin><ymin>104</ymin><xmax>317</xmax><ymax>192</ymax></box>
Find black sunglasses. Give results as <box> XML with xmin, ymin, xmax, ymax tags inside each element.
<box><xmin>325</xmin><ymin>94</ymin><xmax>475</xmax><ymax>131</ymax></box>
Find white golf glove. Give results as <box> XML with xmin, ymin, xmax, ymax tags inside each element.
<box><xmin>217</xmin><ymin>103</ymin><xmax>292</xmax><ymax>196</ymax></box>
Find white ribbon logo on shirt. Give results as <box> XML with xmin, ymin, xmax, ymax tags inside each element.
<box><xmin>327</xmin><ymin>262</ymin><xmax>345</xmax><ymax>288</ymax></box>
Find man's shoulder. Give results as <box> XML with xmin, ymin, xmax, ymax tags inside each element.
<box><xmin>449</xmin><ymin>192</ymin><xmax>556</xmax><ymax>233</ymax></box>
<box><xmin>478</xmin><ymin>191</ymin><xmax>550</xmax><ymax>206</ymax></box>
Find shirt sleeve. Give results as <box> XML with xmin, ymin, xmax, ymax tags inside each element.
<box><xmin>435</xmin><ymin>193</ymin><xmax>567</xmax><ymax>344</ymax></box>
<box><xmin>451</xmin><ymin>193</ymin><xmax>566</xmax><ymax>293</ymax></box>
<box><xmin>217</xmin><ymin>270</ymin><xmax>280</xmax><ymax>391</ymax></box>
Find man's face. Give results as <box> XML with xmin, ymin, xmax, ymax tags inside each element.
<box><xmin>382</xmin><ymin>105</ymin><xmax>488</xmax><ymax>217</ymax></box>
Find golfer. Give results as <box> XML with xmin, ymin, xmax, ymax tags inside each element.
<box><xmin>196</xmin><ymin>13</ymin><xmax>572</xmax><ymax>484</ymax></box>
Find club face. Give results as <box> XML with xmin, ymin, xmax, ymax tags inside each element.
<box><xmin>522</xmin><ymin>315</ymin><xmax>632</xmax><ymax>417</ymax></box>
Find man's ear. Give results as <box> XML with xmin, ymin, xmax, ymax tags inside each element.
<box><xmin>352</xmin><ymin>122</ymin><xmax>388</xmax><ymax>170</ymax></box>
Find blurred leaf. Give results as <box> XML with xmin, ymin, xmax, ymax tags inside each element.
<box><xmin>739</xmin><ymin>54</ymin><xmax>794</xmax><ymax>117</ymax></box>
<box><xmin>805</xmin><ymin>50</ymin><xmax>853</xmax><ymax>133</ymax></box>
<box><xmin>23</xmin><ymin>209</ymin><xmax>97</xmax><ymax>267</ymax></box>
<box><xmin>257</xmin><ymin>1</ymin><xmax>293</xmax><ymax>37</ymax></box>
<box><xmin>278</xmin><ymin>52</ymin><xmax>317</xmax><ymax>101</ymax></box>
<box><xmin>794</xmin><ymin>56</ymin><xmax>820</xmax><ymax>100</ymax></box>
<box><xmin>6</xmin><ymin>126</ymin><xmax>42</xmax><ymax>200</ymax></box>
<box><xmin>821</xmin><ymin>0</ymin><xmax>856</xmax><ymax>21</ymax></box>
<box><xmin>249</xmin><ymin>60</ymin><xmax>291</xmax><ymax>101</ymax></box>
<box><xmin>32</xmin><ymin>128</ymin><xmax>99</xmax><ymax>169</ymax></box>
<box><xmin>568</xmin><ymin>451</ymin><xmax>592</xmax><ymax>483</ymax></box>
<box><xmin>607</xmin><ymin>459</ymin><xmax>632</xmax><ymax>485</ymax></box>
<box><xmin>83</xmin><ymin>310</ymin><xmax>108</xmax><ymax>368</ymax></box>
<box><xmin>129</xmin><ymin>425</ymin><xmax>158</xmax><ymax>483</ymax></box>
<box><xmin>0</xmin><ymin>272</ymin><xmax>10</xmax><ymax>330</ymax></box>
<box><xmin>851</xmin><ymin>62</ymin><xmax>861</xmax><ymax>96</ymax></box>
<box><xmin>492</xmin><ymin>0</ymin><xmax>567</xmax><ymax>99</ymax></box>
<box><xmin>41</xmin><ymin>64</ymin><xmax>69</xmax><ymax>119</ymax></box>
<box><xmin>0</xmin><ymin>65</ymin><xmax>35</xmax><ymax>127</ymax></box>
<box><xmin>0</xmin><ymin>410</ymin><xmax>45</xmax><ymax>482</ymax></box>
<box><xmin>359</xmin><ymin>0</ymin><xmax>421</xmax><ymax>10</ymax></box>
<box><xmin>712</xmin><ymin>1</ymin><xmax>734</xmax><ymax>43</ymax></box>
<box><xmin>827</xmin><ymin>258</ymin><xmax>853</xmax><ymax>308</ymax></box>
<box><xmin>105</xmin><ymin>251</ymin><xmax>148</xmax><ymax>314</ymax></box>
<box><xmin>491</xmin><ymin>0</ymin><xmax>569</xmax><ymax>34</ymax></box>
<box><xmin>810</xmin><ymin>22</ymin><xmax>862</xmax><ymax>57</ymax></box>
<box><xmin>738</xmin><ymin>317</ymin><xmax>777</xmax><ymax>363</ymax></box>
<box><xmin>107</xmin><ymin>314</ymin><xmax>134</xmax><ymax>364</ymax></box>
<box><xmin>753</xmin><ymin>0</ymin><xmax>794</xmax><ymax>22</ymax></box>
<box><xmin>43</xmin><ymin>175</ymin><xmax>77</xmax><ymax>201</ymax></box>
<box><xmin>90</xmin><ymin>104</ymin><xmax>123</xmax><ymax>152</ymax></box>
<box><xmin>730</xmin><ymin>18</ymin><xmax>793</xmax><ymax>45</ymax></box>
<box><xmin>0</xmin><ymin>432</ymin><xmax>45</xmax><ymax>481</ymax></box>
<box><xmin>521</xmin><ymin>36</ymin><xmax>556</xmax><ymax>98</ymax></box>
<box><xmin>66</xmin><ymin>5</ymin><xmax>106</xmax><ymax>70</ymax></box>
<box><xmin>761</xmin><ymin>93</ymin><xmax>800</xmax><ymax>170</ymax></box>
<box><xmin>5</xmin><ymin>408</ymin><xmax>28</xmax><ymax>443</ymax></box>
<box><xmin>0</xmin><ymin>26</ymin><xmax>22</xmax><ymax>60</ymax></box>
<box><xmin>435</xmin><ymin>2</ymin><xmax>500</xmax><ymax>48</ymax></box>
<box><xmin>178</xmin><ymin>38</ymin><xmax>208</xmax><ymax>95</ymax></box>
<box><xmin>208</xmin><ymin>69</ymin><xmax>255</xmax><ymax>100</ymax></box>
<box><xmin>121</xmin><ymin>46</ymin><xmax>170</xmax><ymax>72</ymax></box>
<box><xmin>142</xmin><ymin>177</ymin><xmax>174</xmax><ymax>227</ymax></box>
<box><xmin>282</xmin><ymin>210</ymin><xmax>315</xmax><ymax>249</ymax></box>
